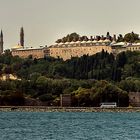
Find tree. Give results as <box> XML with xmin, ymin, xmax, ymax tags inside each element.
<box><xmin>117</xmin><ymin>34</ymin><xmax>124</xmax><ymax>42</ymax></box>
<box><xmin>56</xmin><ymin>33</ymin><xmax>80</xmax><ymax>43</ymax></box>
<box><xmin>124</xmin><ymin>32</ymin><xmax>139</xmax><ymax>43</ymax></box>
<box><xmin>116</xmin><ymin>52</ymin><xmax>127</xmax><ymax>68</ymax></box>
<box><xmin>90</xmin><ymin>81</ymin><xmax>129</xmax><ymax>107</ymax></box>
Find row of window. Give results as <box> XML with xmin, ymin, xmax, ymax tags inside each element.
<box><xmin>129</xmin><ymin>47</ymin><xmax>140</xmax><ymax>50</ymax></box>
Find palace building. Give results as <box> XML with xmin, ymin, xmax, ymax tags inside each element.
<box><xmin>8</xmin><ymin>28</ymin><xmax>140</xmax><ymax>60</ymax></box>
<box><xmin>46</xmin><ymin>37</ymin><xmax>113</xmax><ymax>60</ymax></box>
<box><xmin>44</xmin><ymin>34</ymin><xmax>118</xmax><ymax>60</ymax></box>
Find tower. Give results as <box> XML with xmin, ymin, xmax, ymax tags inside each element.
<box><xmin>20</xmin><ymin>27</ymin><xmax>24</xmax><ymax>47</ymax></box>
<box><xmin>0</xmin><ymin>30</ymin><xmax>3</xmax><ymax>54</ymax></box>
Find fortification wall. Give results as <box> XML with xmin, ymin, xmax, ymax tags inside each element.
<box><xmin>48</xmin><ymin>45</ymin><xmax>112</xmax><ymax>60</ymax></box>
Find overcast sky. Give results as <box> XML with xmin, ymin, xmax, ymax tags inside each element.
<box><xmin>0</xmin><ymin>0</ymin><xmax>140</xmax><ymax>49</ymax></box>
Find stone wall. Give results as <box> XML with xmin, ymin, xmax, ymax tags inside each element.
<box><xmin>12</xmin><ymin>48</ymin><xmax>45</xmax><ymax>59</ymax></box>
<box><xmin>48</xmin><ymin>45</ymin><xmax>112</xmax><ymax>60</ymax></box>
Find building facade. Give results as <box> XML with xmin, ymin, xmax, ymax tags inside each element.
<box><xmin>127</xmin><ymin>44</ymin><xmax>140</xmax><ymax>51</ymax></box>
<box><xmin>48</xmin><ymin>45</ymin><xmax>112</xmax><ymax>60</ymax></box>
<box><xmin>12</xmin><ymin>47</ymin><xmax>45</xmax><ymax>59</ymax></box>
<box><xmin>46</xmin><ymin>38</ymin><xmax>113</xmax><ymax>60</ymax></box>
<box><xmin>10</xmin><ymin>28</ymin><xmax>140</xmax><ymax>60</ymax></box>
<box><xmin>11</xmin><ymin>40</ymin><xmax>140</xmax><ymax>60</ymax></box>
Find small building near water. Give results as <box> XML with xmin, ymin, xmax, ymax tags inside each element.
<box><xmin>60</xmin><ymin>94</ymin><xmax>71</xmax><ymax>107</ymax></box>
<box><xmin>129</xmin><ymin>92</ymin><xmax>140</xmax><ymax>107</ymax></box>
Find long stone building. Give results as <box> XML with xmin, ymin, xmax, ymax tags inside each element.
<box><xmin>46</xmin><ymin>38</ymin><xmax>112</xmax><ymax>60</ymax></box>
<box><xmin>8</xmin><ymin>28</ymin><xmax>140</xmax><ymax>60</ymax></box>
<box><xmin>11</xmin><ymin>39</ymin><xmax>140</xmax><ymax>60</ymax></box>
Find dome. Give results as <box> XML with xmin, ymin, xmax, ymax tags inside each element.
<box><xmin>103</xmin><ymin>39</ymin><xmax>111</xmax><ymax>43</ymax></box>
<box><xmin>98</xmin><ymin>39</ymin><xmax>104</xmax><ymax>43</ymax></box>
<box><xmin>87</xmin><ymin>40</ymin><xmax>92</xmax><ymax>43</ymax></box>
<box><xmin>75</xmin><ymin>40</ymin><xmax>81</xmax><ymax>44</ymax></box>
<box><xmin>70</xmin><ymin>41</ymin><xmax>75</xmax><ymax>44</ymax></box>
<box><xmin>12</xmin><ymin>44</ymin><xmax>23</xmax><ymax>49</ymax></box>
<box><xmin>65</xmin><ymin>42</ymin><xmax>70</xmax><ymax>45</ymax></box>
<box><xmin>81</xmin><ymin>40</ymin><xmax>86</xmax><ymax>44</ymax></box>
<box><xmin>110</xmin><ymin>40</ymin><xmax>116</xmax><ymax>45</ymax></box>
<box><xmin>92</xmin><ymin>40</ymin><xmax>97</xmax><ymax>43</ymax></box>
<box><xmin>58</xmin><ymin>42</ymin><xmax>64</xmax><ymax>46</ymax></box>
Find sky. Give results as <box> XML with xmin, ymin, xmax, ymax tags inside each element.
<box><xmin>0</xmin><ymin>0</ymin><xmax>140</xmax><ymax>49</ymax></box>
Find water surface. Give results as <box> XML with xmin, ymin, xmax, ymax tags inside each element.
<box><xmin>0</xmin><ymin>112</ymin><xmax>140</xmax><ymax>140</ymax></box>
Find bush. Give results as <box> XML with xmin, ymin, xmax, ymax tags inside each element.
<box><xmin>39</xmin><ymin>94</ymin><xmax>54</xmax><ymax>102</ymax></box>
<box><xmin>0</xmin><ymin>92</ymin><xmax>25</xmax><ymax>106</ymax></box>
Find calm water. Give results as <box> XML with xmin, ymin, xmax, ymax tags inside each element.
<box><xmin>0</xmin><ymin>112</ymin><xmax>140</xmax><ymax>140</ymax></box>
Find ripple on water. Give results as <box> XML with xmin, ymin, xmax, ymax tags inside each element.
<box><xmin>0</xmin><ymin>112</ymin><xmax>140</xmax><ymax>140</ymax></box>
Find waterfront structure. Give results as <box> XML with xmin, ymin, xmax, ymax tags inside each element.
<box><xmin>0</xmin><ymin>30</ymin><xmax>3</xmax><ymax>54</ymax></box>
<box><xmin>60</xmin><ymin>94</ymin><xmax>71</xmax><ymax>107</ymax></box>
<box><xmin>129</xmin><ymin>92</ymin><xmax>140</xmax><ymax>107</ymax></box>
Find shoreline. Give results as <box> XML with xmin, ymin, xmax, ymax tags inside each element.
<box><xmin>0</xmin><ymin>106</ymin><xmax>140</xmax><ymax>112</ymax></box>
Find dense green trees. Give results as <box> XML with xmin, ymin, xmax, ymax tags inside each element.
<box><xmin>71</xmin><ymin>81</ymin><xmax>128</xmax><ymax>107</ymax></box>
<box><xmin>0</xmin><ymin>50</ymin><xmax>139</xmax><ymax>106</ymax></box>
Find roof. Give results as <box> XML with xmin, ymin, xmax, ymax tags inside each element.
<box><xmin>58</xmin><ymin>42</ymin><xmax>64</xmax><ymax>46</ymax></box>
<box><xmin>92</xmin><ymin>40</ymin><xmax>97</xmax><ymax>43</ymax></box>
<box><xmin>112</xmin><ymin>42</ymin><xmax>125</xmax><ymax>46</ymax></box>
<box><xmin>132</xmin><ymin>43</ymin><xmax>140</xmax><ymax>46</ymax></box>
<box><xmin>98</xmin><ymin>39</ymin><xmax>104</xmax><ymax>43</ymax></box>
<box><xmin>81</xmin><ymin>40</ymin><xmax>86</xmax><ymax>44</ymax></box>
<box><xmin>70</xmin><ymin>41</ymin><xmax>75</xmax><ymax>44</ymax></box>
<box><xmin>103</xmin><ymin>39</ymin><xmax>111</xmax><ymax>43</ymax></box>
<box><xmin>13</xmin><ymin>47</ymin><xmax>44</xmax><ymax>51</ymax></box>
<box><xmin>12</xmin><ymin>45</ymin><xmax>23</xmax><ymax>49</ymax></box>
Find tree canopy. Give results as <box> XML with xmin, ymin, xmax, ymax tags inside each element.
<box><xmin>124</xmin><ymin>32</ymin><xmax>139</xmax><ymax>43</ymax></box>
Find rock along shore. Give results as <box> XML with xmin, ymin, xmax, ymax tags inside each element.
<box><xmin>0</xmin><ymin>106</ymin><xmax>140</xmax><ymax>112</ymax></box>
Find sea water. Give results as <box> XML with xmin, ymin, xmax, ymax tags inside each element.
<box><xmin>0</xmin><ymin>112</ymin><xmax>140</xmax><ymax>140</ymax></box>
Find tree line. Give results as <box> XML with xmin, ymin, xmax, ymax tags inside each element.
<box><xmin>0</xmin><ymin>50</ymin><xmax>139</xmax><ymax>106</ymax></box>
